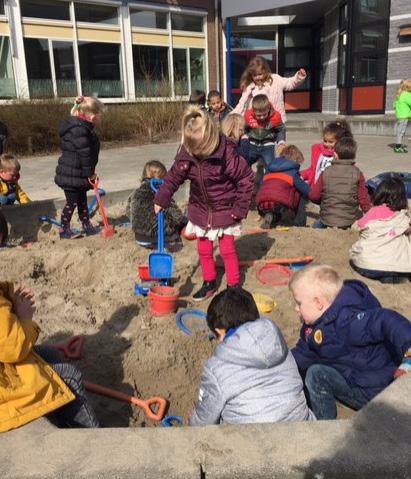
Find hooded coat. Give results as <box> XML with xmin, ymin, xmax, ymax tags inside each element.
<box><xmin>350</xmin><ymin>205</ymin><xmax>411</xmax><ymax>272</ymax></box>
<box><xmin>154</xmin><ymin>136</ymin><xmax>254</xmax><ymax>229</ymax></box>
<box><xmin>189</xmin><ymin>318</ymin><xmax>315</xmax><ymax>425</ymax></box>
<box><xmin>0</xmin><ymin>282</ymin><xmax>75</xmax><ymax>432</ymax></box>
<box><xmin>292</xmin><ymin>280</ymin><xmax>411</xmax><ymax>401</ymax></box>
<box><xmin>126</xmin><ymin>179</ymin><xmax>187</xmax><ymax>244</ymax></box>
<box><xmin>55</xmin><ymin>117</ymin><xmax>100</xmax><ymax>191</ymax></box>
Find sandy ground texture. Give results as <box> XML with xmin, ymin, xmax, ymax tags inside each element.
<box><xmin>1</xmin><ymin>202</ymin><xmax>411</xmax><ymax>427</ymax></box>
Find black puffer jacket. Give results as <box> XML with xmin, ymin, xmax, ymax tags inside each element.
<box><xmin>55</xmin><ymin>117</ymin><xmax>100</xmax><ymax>191</ymax></box>
<box><xmin>126</xmin><ymin>179</ymin><xmax>187</xmax><ymax>245</ymax></box>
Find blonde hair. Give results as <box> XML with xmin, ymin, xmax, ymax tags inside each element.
<box><xmin>396</xmin><ymin>79</ymin><xmax>411</xmax><ymax>98</ymax></box>
<box><xmin>0</xmin><ymin>154</ymin><xmax>20</xmax><ymax>172</ymax></box>
<box><xmin>141</xmin><ymin>160</ymin><xmax>167</xmax><ymax>181</ymax></box>
<box><xmin>181</xmin><ymin>105</ymin><xmax>220</xmax><ymax>159</ymax></box>
<box><xmin>71</xmin><ymin>96</ymin><xmax>106</xmax><ymax>117</ymax></box>
<box><xmin>240</xmin><ymin>56</ymin><xmax>272</xmax><ymax>91</ymax></box>
<box><xmin>289</xmin><ymin>264</ymin><xmax>343</xmax><ymax>303</ymax></box>
<box><xmin>282</xmin><ymin>145</ymin><xmax>305</xmax><ymax>165</ymax></box>
<box><xmin>221</xmin><ymin>114</ymin><xmax>245</xmax><ymax>143</ymax></box>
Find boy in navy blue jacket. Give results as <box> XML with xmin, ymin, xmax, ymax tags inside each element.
<box><xmin>289</xmin><ymin>264</ymin><xmax>411</xmax><ymax>420</ymax></box>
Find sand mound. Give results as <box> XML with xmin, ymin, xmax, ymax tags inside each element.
<box><xmin>1</xmin><ymin>203</ymin><xmax>410</xmax><ymax>426</ymax></box>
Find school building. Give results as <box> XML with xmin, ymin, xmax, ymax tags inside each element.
<box><xmin>0</xmin><ymin>0</ymin><xmax>410</xmax><ymax>115</ymax></box>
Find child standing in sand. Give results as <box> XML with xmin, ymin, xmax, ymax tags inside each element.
<box><xmin>154</xmin><ymin>106</ymin><xmax>254</xmax><ymax>301</ymax></box>
<box><xmin>289</xmin><ymin>264</ymin><xmax>411</xmax><ymax>420</ymax></box>
<box><xmin>55</xmin><ymin>96</ymin><xmax>105</xmax><ymax>239</ymax></box>
<box><xmin>393</xmin><ymin>79</ymin><xmax>411</xmax><ymax>153</ymax></box>
<box><xmin>127</xmin><ymin>160</ymin><xmax>187</xmax><ymax>251</ymax></box>
<box><xmin>0</xmin><ymin>282</ymin><xmax>99</xmax><ymax>432</ymax></box>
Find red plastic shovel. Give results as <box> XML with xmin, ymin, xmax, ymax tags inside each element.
<box><xmin>84</xmin><ymin>381</ymin><xmax>167</xmax><ymax>422</ymax></box>
<box><xmin>88</xmin><ymin>176</ymin><xmax>116</xmax><ymax>238</ymax></box>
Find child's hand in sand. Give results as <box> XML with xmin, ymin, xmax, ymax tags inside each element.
<box><xmin>14</xmin><ymin>285</ymin><xmax>36</xmax><ymax>321</ymax></box>
<box><xmin>154</xmin><ymin>204</ymin><xmax>162</xmax><ymax>215</ymax></box>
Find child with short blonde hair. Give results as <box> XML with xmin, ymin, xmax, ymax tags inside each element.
<box><xmin>55</xmin><ymin>96</ymin><xmax>105</xmax><ymax>239</ymax></box>
<box><xmin>0</xmin><ymin>154</ymin><xmax>30</xmax><ymax>205</ymax></box>
<box><xmin>289</xmin><ymin>264</ymin><xmax>411</xmax><ymax>420</ymax></box>
<box><xmin>127</xmin><ymin>160</ymin><xmax>186</xmax><ymax>250</ymax></box>
<box><xmin>154</xmin><ymin>106</ymin><xmax>254</xmax><ymax>300</ymax></box>
<box><xmin>393</xmin><ymin>79</ymin><xmax>411</xmax><ymax>153</ymax></box>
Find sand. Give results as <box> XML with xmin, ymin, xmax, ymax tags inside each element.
<box><xmin>1</xmin><ymin>203</ymin><xmax>410</xmax><ymax>427</ymax></box>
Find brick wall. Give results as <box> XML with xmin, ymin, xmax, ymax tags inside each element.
<box><xmin>386</xmin><ymin>0</ymin><xmax>411</xmax><ymax>112</ymax></box>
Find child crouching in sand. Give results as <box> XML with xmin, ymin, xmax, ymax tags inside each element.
<box><xmin>289</xmin><ymin>264</ymin><xmax>411</xmax><ymax>420</ymax></box>
<box><xmin>154</xmin><ymin>106</ymin><xmax>254</xmax><ymax>301</ymax></box>
<box><xmin>189</xmin><ymin>287</ymin><xmax>315</xmax><ymax>425</ymax></box>
<box><xmin>350</xmin><ymin>176</ymin><xmax>411</xmax><ymax>283</ymax></box>
<box><xmin>0</xmin><ymin>282</ymin><xmax>99</xmax><ymax>431</ymax></box>
<box><xmin>0</xmin><ymin>154</ymin><xmax>30</xmax><ymax>205</ymax></box>
<box><xmin>126</xmin><ymin>160</ymin><xmax>187</xmax><ymax>251</ymax></box>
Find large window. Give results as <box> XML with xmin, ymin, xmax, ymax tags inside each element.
<box><xmin>171</xmin><ymin>13</ymin><xmax>203</xmax><ymax>32</ymax></box>
<box><xmin>0</xmin><ymin>1</ymin><xmax>4</xmax><ymax>15</ymax></box>
<box><xmin>351</xmin><ymin>0</ymin><xmax>390</xmax><ymax>84</ymax></box>
<box><xmin>190</xmin><ymin>48</ymin><xmax>205</xmax><ymax>92</ymax></box>
<box><xmin>133</xmin><ymin>45</ymin><xmax>169</xmax><ymax>97</ymax></box>
<box><xmin>53</xmin><ymin>41</ymin><xmax>77</xmax><ymax>97</ymax></box>
<box><xmin>0</xmin><ymin>37</ymin><xmax>16</xmax><ymax>98</ymax></box>
<box><xmin>20</xmin><ymin>0</ymin><xmax>70</xmax><ymax>21</ymax></box>
<box><xmin>173</xmin><ymin>48</ymin><xmax>188</xmax><ymax>95</ymax></box>
<box><xmin>74</xmin><ymin>3</ymin><xmax>118</xmax><ymax>25</ymax></box>
<box><xmin>78</xmin><ymin>42</ymin><xmax>123</xmax><ymax>97</ymax></box>
<box><xmin>130</xmin><ymin>9</ymin><xmax>167</xmax><ymax>29</ymax></box>
<box><xmin>282</xmin><ymin>27</ymin><xmax>311</xmax><ymax>89</ymax></box>
<box><xmin>231</xmin><ymin>31</ymin><xmax>275</xmax><ymax>49</ymax></box>
<box><xmin>24</xmin><ymin>38</ymin><xmax>53</xmax><ymax>98</ymax></box>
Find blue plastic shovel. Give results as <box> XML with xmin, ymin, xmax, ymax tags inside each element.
<box><xmin>148</xmin><ymin>179</ymin><xmax>174</xmax><ymax>280</ymax></box>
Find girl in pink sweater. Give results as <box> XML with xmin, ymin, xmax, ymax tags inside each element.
<box><xmin>232</xmin><ymin>56</ymin><xmax>306</xmax><ymax>123</ymax></box>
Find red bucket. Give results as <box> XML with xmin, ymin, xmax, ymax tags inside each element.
<box><xmin>138</xmin><ymin>265</ymin><xmax>158</xmax><ymax>282</ymax></box>
<box><xmin>149</xmin><ymin>286</ymin><xmax>179</xmax><ymax>317</ymax></box>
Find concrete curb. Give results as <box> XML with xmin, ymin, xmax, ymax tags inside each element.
<box><xmin>0</xmin><ymin>375</ymin><xmax>410</xmax><ymax>478</ymax></box>
<box><xmin>1</xmin><ymin>185</ymin><xmax>188</xmax><ymax>242</ymax></box>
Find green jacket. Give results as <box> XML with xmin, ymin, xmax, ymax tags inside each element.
<box><xmin>394</xmin><ymin>91</ymin><xmax>411</xmax><ymax>120</ymax></box>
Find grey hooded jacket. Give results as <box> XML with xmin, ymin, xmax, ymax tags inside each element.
<box><xmin>189</xmin><ymin>318</ymin><xmax>315</xmax><ymax>425</ymax></box>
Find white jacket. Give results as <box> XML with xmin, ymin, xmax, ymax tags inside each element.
<box><xmin>350</xmin><ymin>205</ymin><xmax>411</xmax><ymax>272</ymax></box>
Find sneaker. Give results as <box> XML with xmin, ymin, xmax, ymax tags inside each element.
<box><xmin>82</xmin><ymin>223</ymin><xmax>100</xmax><ymax>236</ymax></box>
<box><xmin>261</xmin><ymin>212</ymin><xmax>274</xmax><ymax>229</ymax></box>
<box><xmin>192</xmin><ymin>280</ymin><xmax>217</xmax><ymax>302</ymax></box>
<box><xmin>393</xmin><ymin>145</ymin><xmax>407</xmax><ymax>153</ymax></box>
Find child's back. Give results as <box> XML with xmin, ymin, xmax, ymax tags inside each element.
<box><xmin>190</xmin><ymin>318</ymin><xmax>314</xmax><ymax>425</ymax></box>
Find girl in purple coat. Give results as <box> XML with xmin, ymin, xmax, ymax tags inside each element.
<box><xmin>154</xmin><ymin>106</ymin><xmax>254</xmax><ymax>301</ymax></box>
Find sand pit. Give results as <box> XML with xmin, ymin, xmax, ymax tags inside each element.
<box><xmin>1</xmin><ymin>202</ymin><xmax>410</xmax><ymax>427</ymax></box>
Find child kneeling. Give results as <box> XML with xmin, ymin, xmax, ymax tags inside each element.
<box><xmin>189</xmin><ymin>287</ymin><xmax>315</xmax><ymax>425</ymax></box>
<box><xmin>0</xmin><ymin>282</ymin><xmax>99</xmax><ymax>432</ymax></box>
<box><xmin>289</xmin><ymin>265</ymin><xmax>411</xmax><ymax>420</ymax></box>
<box><xmin>127</xmin><ymin>160</ymin><xmax>187</xmax><ymax>250</ymax></box>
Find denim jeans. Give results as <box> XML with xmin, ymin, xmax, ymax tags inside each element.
<box><xmin>313</xmin><ymin>219</ymin><xmax>328</xmax><ymax>229</ymax></box>
<box><xmin>396</xmin><ymin>119</ymin><xmax>408</xmax><ymax>145</ymax></box>
<box><xmin>247</xmin><ymin>143</ymin><xmax>276</xmax><ymax>171</ymax></box>
<box><xmin>305</xmin><ymin>364</ymin><xmax>369</xmax><ymax>420</ymax></box>
<box><xmin>35</xmin><ymin>346</ymin><xmax>99</xmax><ymax>428</ymax></box>
<box><xmin>351</xmin><ymin>262</ymin><xmax>409</xmax><ymax>284</ymax></box>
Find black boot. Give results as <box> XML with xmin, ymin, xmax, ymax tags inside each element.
<box><xmin>192</xmin><ymin>280</ymin><xmax>217</xmax><ymax>302</ymax></box>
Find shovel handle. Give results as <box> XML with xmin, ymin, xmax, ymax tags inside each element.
<box><xmin>84</xmin><ymin>381</ymin><xmax>167</xmax><ymax>422</ymax></box>
<box><xmin>237</xmin><ymin>256</ymin><xmax>314</xmax><ymax>268</ymax></box>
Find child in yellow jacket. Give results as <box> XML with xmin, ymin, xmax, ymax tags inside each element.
<box><xmin>0</xmin><ymin>154</ymin><xmax>30</xmax><ymax>205</ymax></box>
<box><xmin>0</xmin><ymin>282</ymin><xmax>99</xmax><ymax>432</ymax></box>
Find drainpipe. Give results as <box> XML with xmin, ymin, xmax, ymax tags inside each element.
<box><xmin>226</xmin><ymin>17</ymin><xmax>233</xmax><ymax>106</ymax></box>
<box><xmin>214</xmin><ymin>0</ymin><xmax>220</xmax><ymax>91</ymax></box>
